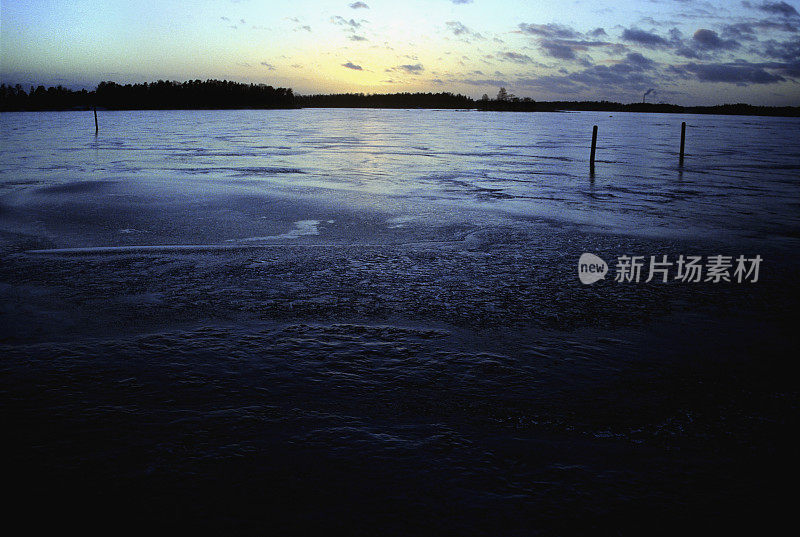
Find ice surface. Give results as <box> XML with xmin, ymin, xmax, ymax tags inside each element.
<box><xmin>2</xmin><ymin>109</ymin><xmax>800</xmax><ymax>252</ymax></box>
<box><xmin>1</xmin><ymin>109</ymin><xmax>799</xmax><ymax>533</ymax></box>
<box><xmin>232</xmin><ymin>219</ymin><xmax>323</xmax><ymax>241</ymax></box>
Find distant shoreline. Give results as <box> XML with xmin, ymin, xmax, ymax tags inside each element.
<box><xmin>3</xmin><ymin>105</ymin><xmax>800</xmax><ymax>118</ymax></box>
<box><xmin>2</xmin><ymin>80</ymin><xmax>799</xmax><ymax>117</ymax></box>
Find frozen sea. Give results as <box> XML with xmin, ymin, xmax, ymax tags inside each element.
<box><xmin>2</xmin><ymin>109</ymin><xmax>800</xmax><ymax>249</ymax></box>
<box><xmin>1</xmin><ymin>109</ymin><xmax>799</xmax><ymax>534</ymax></box>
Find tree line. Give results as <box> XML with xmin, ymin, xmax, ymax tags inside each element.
<box><xmin>1</xmin><ymin>84</ymin><xmax>94</xmax><ymax>111</ymax></box>
<box><xmin>1</xmin><ymin>80</ymin><xmax>294</xmax><ymax>111</ymax></box>
<box><xmin>1</xmin><ymin>81</ymin><xmax>798</xmax><ymax>117</ymax></box>
<box><xmin>295</xmin><ymin>92</ymin><xmax>474</xmax><ymax>109</ymax></box>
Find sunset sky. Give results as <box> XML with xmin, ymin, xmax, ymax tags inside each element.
<box><xmin>2</xmin><ymin>0</ymin><xmax>800</xmax><ymax>105</ymax></box>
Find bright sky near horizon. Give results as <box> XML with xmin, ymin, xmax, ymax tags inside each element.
<box><xmin>1</xmin><ymin>0</ymin><xmax>799</xmax><ymax>105</ymax></box>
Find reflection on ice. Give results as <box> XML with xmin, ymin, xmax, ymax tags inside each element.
<box><xmin>232</xmin><ymin>219</ymin><xmax>323</xmax><ymax>242</ymax></box>
<box><xmin>1</xmin><ymin>109</ymin><xmax>799</xmax><ymax>251</ymax></box>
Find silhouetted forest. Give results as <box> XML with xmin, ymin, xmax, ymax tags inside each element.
<box><xmin>1</xmin><ymin>80</ymin><xmax>294</xmax><ymax>111</ymax></box>
<box><xmin>296</xmin><ymin>92</ymin><xmax>474</xmax><ymax>109</ymax></box>
<box><xmin>477</xmin><ymin>88</ymin><xmax>800</xmax><ymax>116</ymax></box>
<box><xmin>2</xmin><ymin>81</ymin><xmax>799</xmax><ymax>117</ymax></box>
<box><xmin>0</xmin><ymin>84</ymin><xmax>94</xmax><ymax>110</ymax></box>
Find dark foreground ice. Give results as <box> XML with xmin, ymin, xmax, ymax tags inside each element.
<box><xmin>1</xmin><ymin>110</ymin><xmax>799</xmax><ymax>534</ymax></box>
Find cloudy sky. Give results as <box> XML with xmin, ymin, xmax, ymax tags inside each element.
<box><xmin>2</xmin><ymin>0</ymin><xmax>799</xmax><ymax>105</ymax></box>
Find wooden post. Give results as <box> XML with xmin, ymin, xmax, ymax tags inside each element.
<box><xmin>679</xmin><ymin>121</ymin><xmax>686</xmax><ymax>166</ymax></box>
<box><xmin>590</xmin><ymin>125</ymin><xmax>598</xmax><ymax>173</ymax></box>
<box><xmin>94</xmin><ymin>107</ymin><xmax>98</xmax><ymax>135</ymax></box>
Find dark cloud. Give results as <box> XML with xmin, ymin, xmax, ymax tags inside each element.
<box><xmin>682</xmin><ymin>61</ymin><xmax>786</xmax><ymax>83</ymax></box>
<box><xmin>330</xmin><ymin>16</ymin><xmax>362</xmax><ymax>30</ymax></box>
<box><xmin>259</xmin><ymin>62</ymin><xmax>276</xmax><ymax>70</ymax></box>
<box><xmin>349</xmin><ymin>35</ymin><xmax>368</xmax><ymax>41</ymax></box>
<box><xmin>445</xmin><ymin>21</ymin><xmax>483</xmax><ymax>40</ymax></box>
<box><xmin>762</xmin><ymin>37</ymin><xmax>800</xmax><ymax>60</ymax></box>
<box><xmin>518</xmin><ymin>23</ymin><xmax>580</xmax><ymax>39</ymax></box>
<box><xmin>626</xmin><ymin>52</ymin><xmax>656</xmax><ymax>69</ymax></box>
<box><xmin>540</xmin><ymin>41</ymin><xmax>577</xmax><ymax>60</ymax></box>
<box><xmin>456</xmin><ymin>78</ymin><xmax>509</xmax><ymax>87</ymax></box>
<box><xmin>501</xmin><ymin>51</ymin><xmax>534</xmax><ymax>63</ymax></box>
<box><xmin>746</xmin><ymin>1</ymin><xmax>800</xmax><ymax>18</ymax></box>
<box><xmin>676</xmin><ymin>46</ymin><xmax>703</xmax><ymax>59</ymax></box>
<box><xmin>451</xmin><ymin>0</ymin><xmax>473</xmax><ymax>4</ymax></box>
<box><xmin>288</xmin><ymin>17</ymin><xmax>311</xmax><ymax>32</ymax></box>
<box><xmin>517</xmin><ymin>51</ymin><xmax>659</xmax><ymax>97</ymax></box>
<box><xmin>769</xmin><ymin>59</ymin><xmax>800</xmax><ymax>75</ymax></box>
<box><xmin>518</xmin><ymin>23</ymin><xmax>626</xmax><ymax>65</ymax></box>
<box><xmin>447</xmin><ymin>21</ymin><xmax>468</xmax><ymax>35</ymax></box>
<box><xmin>517</xmin><ymin>23</ymin><xmax>620</xmax><ymax>62</ymax></box>
<box><xmin>722</xmin><ymin>22</ymin><xmax>759</xmax><ymax>40</ymax></box>
<box><xmin>342</xmin><ymin>62</ymin><xmax>363</xmax><ymax>70</ymax></box>
<box><xmin>389</xmin><ymin>64</ymin><xmax>424</xmax><ymax>74</ymax></box>
<box><xmin>349</xmin><ymin>2</ymin><xmax>369</xmax><ymax>8</ymax></box>
<box><xmin>724</xmin><ymin>18</ymin><xmax>799</xmax><ymax>40</ymax></box>
<box><xmin>668</xmin><ymin>28</ymin><xmax>740</xmax><ymax>58</ymax></box>
<box><xmin>503</xmin><ymin>9</ymin><xmax>798</xmax><ymax>99</ymax></box>
<box><xmin>567</xmin><ymin>66</ymin><xmax>654</xmax><ymax>90</ymax></box>
<box><xmin>692</xmin><ymin>29</ymin><xmax>740</xmax><ymax>50</ymax></box>
<box><xmin>549</xmin><ymin>39</ymin><xmax>625</xmax><ymax>55</ymax></box>
<box><xmin>621</xmin><ymin>28</ymin><xmax>670</xmax><ymax>47</ymax></box>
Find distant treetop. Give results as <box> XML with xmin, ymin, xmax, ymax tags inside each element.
<box><xmin>1</xmin><ymin>81</ymin><xmax>798</xmax><ymax>116</ymax></box>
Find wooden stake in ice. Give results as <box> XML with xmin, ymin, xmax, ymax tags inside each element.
<box><xmin>94</xmin><ymin>107</ymin><xmax>98</xmax><ymax>135</ymax></box>
<box><xmin>590</xmin><ymin>125</ymin><xmax>598</xmax><ymax>174</ymax></box>
<box><xmin>679</xmin><ymin>121</ymin><xmax>686</xmax><ymax>166</ymax></box>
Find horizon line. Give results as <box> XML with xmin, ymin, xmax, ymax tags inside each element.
<box><xmin>3</xmin><ymin>79</ymin><xmax>800</xmax><ymax>110</ymax></box>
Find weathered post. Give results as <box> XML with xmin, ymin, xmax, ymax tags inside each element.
<box><xmin>679</xmin><ymin>121</ymin><xmax>686</xmax><ymax>166</ymax></box>
<box><xmin>590</xmin><ymin>125</ymin><xmax>598</xmax><ymax>174</ymax></box>
<box><xmin>94</xmin><ymin>107</ymin><xmax>98</xmax><ymax>135</ymax></box>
